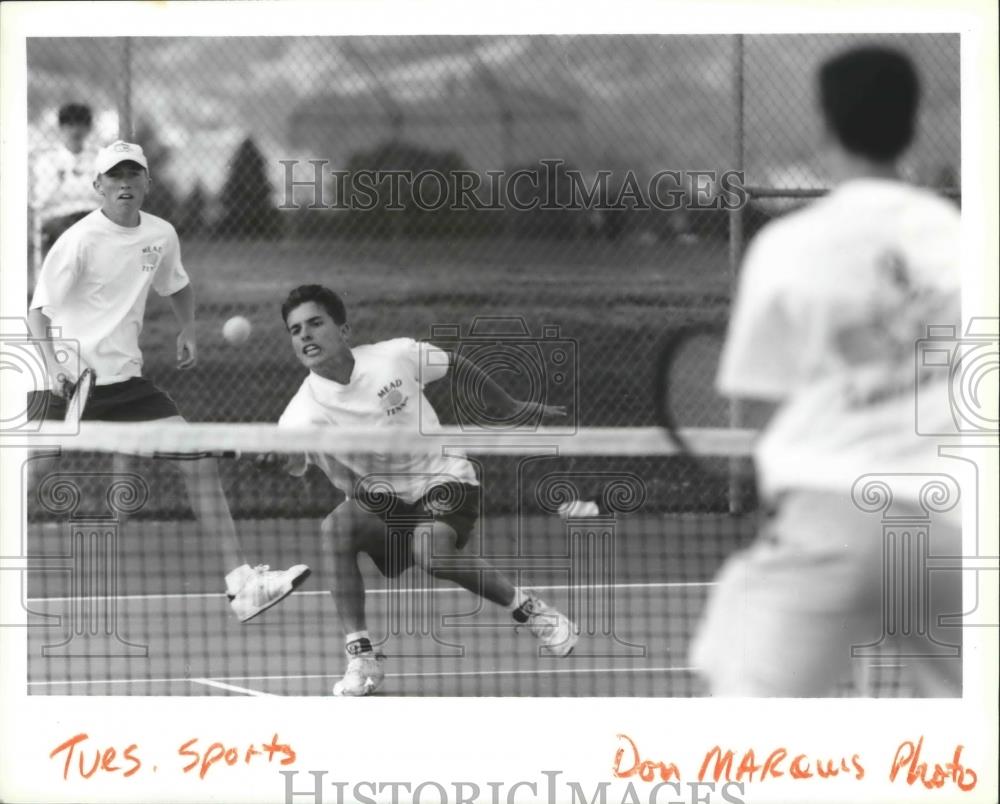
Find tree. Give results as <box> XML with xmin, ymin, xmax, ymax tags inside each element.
<box><xmin>216</xmin><ymin>137</ymin><xmax>283</xmax><ymax>238</ymax></box>
<box><xmin>175</xmin><ymin>181</ymin><xmax>208</xmax><ymax>237</ymax></box>
<box><xmin>507</xmin><ymin>160</ymin><xmax>585</xmax><ymax>240</ymax></box>
<box><xmin>133</xmin><ymin>118</ymin><xmax>179</xmax><ymax>222</ymax></box>
<box><xmin>342</xmin><ymin>141</ymin><xmax>479</xmax><ymax>239</ymax></box>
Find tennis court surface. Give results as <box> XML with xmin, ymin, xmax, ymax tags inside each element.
<box><xmin>26</xmin><ymin>513</ymin><xmax>750</xmax><ymax>697</ymax></box>
<box><xmin>22</xmin><ymin>424</ymin><xmax>907</xmax><ymax>697</ymax></box>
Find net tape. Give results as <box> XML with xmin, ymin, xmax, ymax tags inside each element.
<box><xmin>28</xmin><ymin>423</ymin><xmax>757</xmax><ymax>456</ymax></box>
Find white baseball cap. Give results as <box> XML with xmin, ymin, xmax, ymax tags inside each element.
<box><xmin>95</xmin><ymin>140</ymin><xmax>149</xmax><ymax>177</ymax></box>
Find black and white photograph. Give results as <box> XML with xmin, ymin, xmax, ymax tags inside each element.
<box><xmin>1</xmin><ymin>2</ymin><xmax>996</xmax><ymax>803</ymax></box>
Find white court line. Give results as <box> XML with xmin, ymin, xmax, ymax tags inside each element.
<box><xmin>29</xmin><ymin>665</ymin><xmax>696</xmax><ymax>688</ymax></box>
<box><xmin>306</xmin><ymin>666</ymin><xmax>696</xmax><ymax>680</ymax></box>
<box><xmin>191</xmin><ymin>677</ymin><xmax>276</xmax><ymax>697</ymax></box>
<box><xmin>29</xmin><ymin>676</ymin><xmax>201</xmax><ymax>687</ymax></box>
<box><xmin>25</xmin><ymin>580</ymin><xmax>714</xmax><ymax>604</ymax></box>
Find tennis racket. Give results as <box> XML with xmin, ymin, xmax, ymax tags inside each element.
<box><xmin>654</xmin><ymin>322</ymin><xmax>730</xmax><ymax>453</ymax></box>
<box><xmin>62</xmin><ymin>368</ymin><xmax>95</xmax><ymax>426</ymax></box>
<box><xmin>653</xmin><ymin>321</ymin><xmax>756</xmax><ymax>512</ymax></box>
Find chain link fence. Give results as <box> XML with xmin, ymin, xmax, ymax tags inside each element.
<box><xmin>27</xmin><ymin>34</ymin><xmax>960</xmax><ymax>427</ymax></box>
<box><xmin>24</xmin><ymin>34</ymin><xmax>961</xmax><ymax>700</ymax></box>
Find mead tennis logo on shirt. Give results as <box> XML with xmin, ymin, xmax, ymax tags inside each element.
<box><xmin>377</xmin><ymin>378</ymin><xmax>409</xmax><ymax>416</ymax></box>
<box><xmin>140</xmin><ymin>244</ymin><xmax>163</xmax><ymax>272</ymax></box>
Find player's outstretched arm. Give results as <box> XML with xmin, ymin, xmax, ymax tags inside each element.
<box><xmin>168</xmin><ymin>284</ymin><xmax>198</xmax><ymax>369</ymax></box>
<box><xmin>450</xmin><ymin>352</ymin><xmax>567</xmax><ymax>422</ymax></box>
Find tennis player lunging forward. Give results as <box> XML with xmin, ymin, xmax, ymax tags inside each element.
<box><xmin>28</xmin><ymin>139</ymin><xmax>309</xmax><ymax>622</ymax></box>
<box><xmin>276</xmin><ymin>284</ymin><xmax>579</xmax><ymax>696</ymax></box>
<box><xmin>692</xmin><ymin>46</ymin><xmax>962</xmax><ymax>696</ymax></box>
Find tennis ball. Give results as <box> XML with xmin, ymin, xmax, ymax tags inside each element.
<box><xmin>222</xmin><ymin>315</ymin><xmax>252</xmax><ymax>346</ymax></box>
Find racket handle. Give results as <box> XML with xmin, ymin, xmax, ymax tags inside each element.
<box><xmin>152</xmin><ymin>450</ymin><xmax>241</xmax><ymax>460</ymax></box>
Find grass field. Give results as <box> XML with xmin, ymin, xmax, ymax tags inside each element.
<box><xmin>140</xmin><ymin>235</ymin><xmax>733</xmax><ymax>425</ymax></box>
<box><xmin>34</xmin><ymin>232</ymin><xmax>744</xmax><ymax>528</ymax></box>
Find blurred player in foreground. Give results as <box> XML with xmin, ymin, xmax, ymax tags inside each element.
<box><xmin>27</xmin><ymin>139</ymin><xmax>309</xmax><ymax>622</ymax></box>
<box><xmin>276</xmin><ymin>284</ymin><xmax>579</xmax><ymax>696</ymax></box>
<box><xmin>691</xmin><ymin>46</ymin><xmax>962</xmax><ymax>696</ymax></box>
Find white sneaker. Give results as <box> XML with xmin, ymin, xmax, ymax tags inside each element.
<box><xmin>229</xmin><ymin>564</ymin><xmax>310</xmax><ymax>623</ymax></box>
<box><xmin>523</xmin><ymin>594</ymin><xmax>579</xmax><ymax>657</ymax></box>
<box><xmin>333</xmin><ymin>653</ymin><xmax>385</xmax><ymax>696</ymax></box>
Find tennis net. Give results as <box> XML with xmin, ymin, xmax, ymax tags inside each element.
<box><xmin>22</xmin><ymin>423</ymin><xmax>907</xmax><ymax>697</ymax></box>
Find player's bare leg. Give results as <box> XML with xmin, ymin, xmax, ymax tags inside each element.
<box><xmin>411</xmin><ymin>521</ymin><xmax>514</xmax><ymax>606</ymax></box>
<box><xmin>172</xmin><ymin>454</ymin><xmax>309</xmax><ymax>621</ymax></box>
<box><xmin>172</xmin><ymin>454</ymin><xmax>244</xmax><ymax>569</ymax></box>
<box><xmin>144</xmin><ymin>416</ymin><xmax>309</xmax><ymax>622</ymax></box>
<box><xmin>110</xmin><ymin>444</ymin><xmax>242</xmax><ymax>570</ymax></box>
<box><xmin>322</xmin><ymin>502</ymin><xmax>387</xmax><ymax>696</ymax></box>
<box><xmin>320</xmin><ymin>503</ymin><xmax>384</xmax><ymax>635</ymax></box>
<box><xmin>412</xmin><ymin>521</ymin><xmax>579</xmax><ymax>657</ymax></box>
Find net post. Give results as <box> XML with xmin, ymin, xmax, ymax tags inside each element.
<box><xmin>727</xmin><ymin>34</ymin><xmax>746</xmax><ymax>515</ymax></box>
<box><xmin>471</xmin><ymin>50</ymin><xmax>513</xmax><ymax>236</ymax></box>
<box><xmin>341</xmin><ymin>40</ymin><xmax>404</xmax><ymax>241</ymax></box>
<box><xmin>118</xmin><ymin>37</ymin><xmax>133</xmax><ymax>140</ymax></box>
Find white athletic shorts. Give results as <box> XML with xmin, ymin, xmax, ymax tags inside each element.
<box><xmin>690</xmin><ymin>490</ymin><xmax>962</xmax><ymax>697</ymax></box>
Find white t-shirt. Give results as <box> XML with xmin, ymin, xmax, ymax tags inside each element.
<box><xmin>30</xmin><ymin>210</ymin><xmax>190</xmax><ymax>385</ymax></box>
<box><xmin>718</xmin><ymin>178</ymin><xmax>960</xmax><ymax>506</ymax></box>
<box><xmin>31</xmin><ymin>143</ymin><xmax>100</xmax><ymax>221</ymax></box>
<box><xmin>278</xmin><ymin>337</ymin><xmax>478</xmax><ymax>503</ymax></box>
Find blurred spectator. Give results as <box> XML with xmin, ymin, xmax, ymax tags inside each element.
<box><xmin>30</xmin><ymin>103</ymin><xmax>100</xmax><ymax>270</ymax></box>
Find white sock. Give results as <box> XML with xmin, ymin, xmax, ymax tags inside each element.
<box><xmin>345</xmin><ymin>631</ymin><xmax>373</xmax><ymax>656</ymax></box>
<box><xmin>505</xmin><ymin>588</ymin><xmax>530</xmax><ymax>612</ymax></box>
<box><xmin>225</xmin><ymin>564</ymin><xmax>253</xmax><ymax>596</ymax></box>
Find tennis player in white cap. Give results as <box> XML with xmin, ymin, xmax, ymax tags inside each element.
<box><xmin>28</xmin><ymin>140</ymin><xmax>309</xmax><ymax>622</ymax></box>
